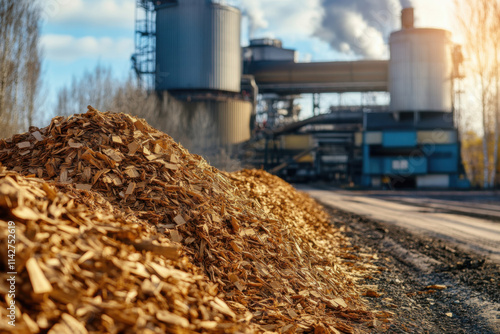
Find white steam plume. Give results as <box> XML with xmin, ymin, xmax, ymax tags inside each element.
<box><xmin>315</xmin><ymin>0</ymin><xmax>403</xmax><ymax>59</ymax></box>
<box><xmin>239</xmin><ymin>0</ymin><xmax>268</xmax><ymax>39</ymax></box>
<box><xmin>399</xmin><ymin>0</ymin><xmax>413</xmax><ymax>9</ymax></box>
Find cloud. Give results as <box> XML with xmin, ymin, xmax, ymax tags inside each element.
<box><xmin>41</xmin><ymin>34</ymin><xmax>134</xmax><ymax>62</ymax></box>
<box><xmin>239</xmin><ymin>0</ymin><xmax>322</xmax><ymax>41</ymax></box>
<box><xmin>42</xmin><ymin>0</ymin><xmax>135</xmax><ymax>29</ymax></box>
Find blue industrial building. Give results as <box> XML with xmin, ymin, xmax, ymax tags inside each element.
<box><xmin>360</xmin><ymin>112</ymin><xmax>468</xmax><ymax>188</ymax></box>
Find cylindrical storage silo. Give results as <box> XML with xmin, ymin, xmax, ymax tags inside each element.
<box><xmin>155</xmin><ymin>0</ymin><xmax>241</xmax><ymax>93</ymax></box>
<box><xmin>210</xmin><ymin>99</ymin><xmax>253</xmax><ymax>145</ymax></box>
<box><xmin>389</xmin><ymin>28</ymin><xmax>453</xmax><ymax>112</ymax></box>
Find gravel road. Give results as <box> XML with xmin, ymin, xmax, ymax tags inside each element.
<box><xmin>298</xmin><ymin>186</ymin><xmax>500</xmax><ymax>333</ymax></box>
<box><xmin>299</xmin><ymin>187</ymin><xmax>500</xmax><ymax>263</ymax></box>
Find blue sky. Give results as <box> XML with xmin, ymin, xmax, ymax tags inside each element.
<box><xmin>41</xmin><ymin>0</ymin><xmax>455</xmax><ymax>118</ymax></box>
<box><xmin>41</xmin><ymin>0</ymin><xmax>135</xmax><ymax>109</ymax></box>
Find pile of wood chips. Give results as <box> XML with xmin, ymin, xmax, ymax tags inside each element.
<box><xmin>0</xmin><ymin>170</ymin><xmax>251</xmax><ymax>334</ymax></box>
<box><xmin>0</xmin><ymin>107</ymin><xmax>374</xmax><ymax>333</ymax></box>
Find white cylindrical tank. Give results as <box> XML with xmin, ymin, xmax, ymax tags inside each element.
<box><xmin>389</xmin><ymin>28</ymin><xmax>453</xmax><ymax>112</ymax></box>
<box><xmin>155</xmin><ymin>0</ymin><xmax>241</xmax><ymax>93</ymax></box>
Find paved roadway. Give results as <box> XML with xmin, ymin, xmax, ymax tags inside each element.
<box><xmin>297</xmin><ymin>186</ymin><xmax>500</xmax><ymax>263</ymax></box>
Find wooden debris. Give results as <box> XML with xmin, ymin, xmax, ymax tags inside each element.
<box><xmin>32</xmin><ymin>131</ymin><xmax>43</xmax><ymax>141</ymax></box>
<box><xmin>173</xmin><ymin>214</ymin><xmax>187</xmax><ymax>226</ymax></box>
<box><xmin>0</xmin><ymin>171</ymin><xmax>247</xmax><ymax>333</ymax></box>
<box><xmin>426</xmin><ymin>284</ymin><xmax>447</xmax><ymax>290</ymax></box>
<box><xmin>170</xmin><ymin>229</ymin><xmax>182</xmax><ymax>243</ymax></box>
<box><xmin>0</xmin><ymin>107</ymin><xmax>375</xmax><ymax>333</ymax></box>
<box><xmin>111</xmin><ymin>135</ymin><xmax>123</xmax><ymax>145</ymax></box>
<box><xmin>364</xmin><ymin>290</ymin><xmax>383</xmax><ymax>298</ymax></box>
<box><xmin>26</xmin><ymin>258</ymin><xmax>53</xmax><ymax>294</ymax></box>
<box><xmin>17</xmin><ymin>141</ymin><xmax>31</xmax><ymax>149</ymax></box>
<box><xmin>125</xmin><ymin>182</ymin><xmax>136</xmax><ymax>195</ymax></box>
<box><xmin>124</xmin><ymin>166</ymin><xmax>140</xmax><ymax>178</ymax></box>
<box><xmin>132</xmin><ymin>240</ymin><xmax>180</xmax><ymax>260</ymax></box>
<box><xmin>127</xmin><ymin>141</ymin><xmax>139</xmax><ymax>155</ymax></box>
<box><xmin>75</xmin><ymin>184</ymin><xmax>92</xmax><ymax>191</ymax></box>
<box><xmin>102</xmin><ymin>148</ymin><xmax>123</xmax><ymax>162</ymax></box>
<box><xmin>156</xmin><ymin>311</ymin><xmax>190</xmax><ymax>328</ymax></box>
<box><xmin>68</xmin><ymin>139</ymin><xmax>83</xmax><ymax>148</ymax></box>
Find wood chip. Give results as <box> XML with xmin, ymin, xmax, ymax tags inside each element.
<box><xmin>364</xmin><ymin>290</ymin><xmax>382</xmax><ymax>298</ymax></box>
<box><xmin>132</xmin><ymin>241</ymin><xmax>180</xmax><ymax>260</ymax></box>
<box><xmin>230</xmin><ymin>217</ymin><xmax>240</xmax><ymax>233</ymax></box>
<box><xmin>173</xmin><ymin>215</ymin><xmax>187</xmax><ymax>226</ymax></box>
<box><xmin>60</xmin><ymin>168</ymin><xmax>68</xmax><ymax>183</ymax></box>
<box><xmin>163</xmin><ymin>162</ymin><xmax>178</xmax><ymax>170</ymax></box>
<box><xmin>32</xmin><ymin>131</ymin><xmax>43</xmax><ymax>141</ymax></box>
<box><xmin>156</xmin><ymin>310</ymin><xmax>189</xmax><ymax>328</ymax></box>
<box><xmin>23</xmin><ymin>313</ymin><xmax>40</xmax><ymax>333</ymax></box>
<box><xmin>26</xmin><ymin>258</ymin><xmax>53</xmax><ymax>294</ymax></box>
<box><xmin>60</xmin><ymin>313</ymin><xmax>88</xmax><ymax>334</ymax></box>
<box><xmin>170</xmin><ymin>229</ymin><xmax>182</xmax><ymax>243</ymax></box>
<box><xmin>125</xmin><ymin>182</ymin><xmax>136</xmax><ymax>195</ymax></box>
<box><xmin>127</xmin><ymin>141</ymin><xmax>139</xmax><ymax>155</ymax></box>
<box><xmin>17</xmin><ymin>141</ymin><xmax>31</xmax><ymax>149</ymax></box>
<box><xmin>211</xmin><ymin>298</ymin><xmax>236</xmax><ymax>319</ymax></box>
<box><xmin>77</xmin><ymin>251</ymin><xmax>95</xmax><ymax>264</ymax></box>
<box><xmin>102</xmin><ymin>148</ymin><xmax>123</xmax><ymax>162</ymax></box>
<box><xmin>426</xmin><ymin>284</ymin><xmax>447</xmax><ymax>290</ymax></box>
<box><xmin>11</xmin><ymin>206</ymin><xmax>39</xmax><ymax>220</ymax></box>
<box><xmin>332</xmin><ymin>298</ymin><xmax>348</xmax><ymax>308</ymax></box>
<box><xmin>75</xmin><ymin>184</ymin><xmax>92</xmax><ymax>191</ymax></box>
<box><xmin>68</xmin><ymin>139</ymin><xmax>83</xmax><ymax>148</ymax></box>
<box><xmin>153</xmin><ymin>143</ymin><xmax>162</xmax><ymax>154</ymax></box>
<box><xmin>111</xmin><ymin>135</ymin><xmax>123</xmax><ymax>144</ymax></box>
<box><xmin>124</xmin><ymin>166</ymin><xmax>140</xmax><ymax>178</ymax></box>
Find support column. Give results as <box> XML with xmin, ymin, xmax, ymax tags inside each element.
<box><xmin>312</xmin><ymin>93</ymin><xmax>320</xmax><ymax>116</ymax></box>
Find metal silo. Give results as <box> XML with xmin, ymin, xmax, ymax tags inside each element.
<box><xmin>211</xmin><ymin>99</ymin><xmax>252</xmax><ymax>145</ymax></box>
<box><xmin>155</xmin><ymin>0</ymin><xmax>241</xmax><ymax>93</ymax></box>
<box><xmin>389</xmin><ymin>20</ymin><xmax>453</xmax><ymax>112</ymax></box>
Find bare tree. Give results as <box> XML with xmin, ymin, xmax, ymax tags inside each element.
<box><xmin>23</xmin><ymin>4</ymin><xmax>42</xmax><ymax>129</ymax></box>
<box><xmin>490</xmin><ymin>0</ymin><xmax>500</xmax><ymax>187</ymax></box>
<box><xmin>55</xmin><ymin>64</ymin><xmax>116</xmax><ymax>116</ymax></box>
<box><xmin>111</xmin><ymin>77</ymin><xmax>159</xmax><ymax>120</ymax></box>
<box><xmin>455</xmin><ymin>0</ymin><xmax>495</xmax><ymax>188</ymax></box>
<box><xmin>0</xmin><ymin>0</ymin><xmax>43</xmax><ymax>137</ymax></box>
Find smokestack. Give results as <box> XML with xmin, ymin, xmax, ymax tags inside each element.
<box><xmin>401</xmin><ymin>8</ymin><xmax>414</xmax><ymax>29</ymax></box>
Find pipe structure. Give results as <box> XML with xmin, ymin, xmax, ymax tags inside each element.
<box><xmin>272</xmin><ymin>111</ymin><xmax>364</xmax><ymax>136</ymax></box>
<box><xmin>245</xmin><ymin>60</ymin><xmax>389</xmax><ymax>95</ymax></box>
<box><xmin>241</xmin><ymin>74</ymin><xmax>259</xmax><ymax>113</ymax></box>
<box><xmin>269</xmin><ymin>146</ymin><xmax>318</xmax><ymax>175</ymax></box>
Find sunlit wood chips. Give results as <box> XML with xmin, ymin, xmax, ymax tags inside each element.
<box><xmin>0</xmin><ymin>107</ymin><xmax>375</xmax><ymax>333</ymax></box>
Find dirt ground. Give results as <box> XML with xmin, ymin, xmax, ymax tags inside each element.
<box><xmin>323</xmin><ymin>204</ymin><xmax>500</xmax><ymax>334</ymax></box>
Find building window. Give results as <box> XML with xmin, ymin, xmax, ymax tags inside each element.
<box><xmin>392</xmin><ymin>160</ymin><xmax>409</xmax><ymax>170</ymax></box>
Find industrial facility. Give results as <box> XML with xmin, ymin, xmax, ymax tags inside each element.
<box><xmin>132</xmin><ymin>0</ymin><xmax>469</xmax><ymax>189</ymax></box>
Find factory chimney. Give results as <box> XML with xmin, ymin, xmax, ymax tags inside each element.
<box><xmin>401</xmin><ymin>8</ymin><xmax>414</xmax><ymax>29</ymax></box>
